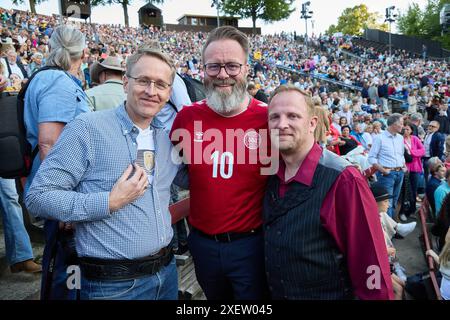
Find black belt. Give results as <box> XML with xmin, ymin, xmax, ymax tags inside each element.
<box><xmin>192</xmin><ymin>226</ymin><xmax>262</xmax><ymax>243</ymax></box>
<box><xmin>79</xmin><ymin>246</ymin><xmax>173</xmax><ymax>281</ymax></box>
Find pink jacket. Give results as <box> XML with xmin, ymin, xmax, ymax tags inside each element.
<box><xmin>405</xmin><ymin>135</ymin><xmax>425</xmax><ymax>173</ymax></box>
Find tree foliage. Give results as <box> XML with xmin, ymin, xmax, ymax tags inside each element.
<box><xmin>222</xmin><ymin>0</ymin><xmax>295</xmax><ymax>34</ymax></box>
<box><xmin>396</xmin><ymin>0</ymin><xmax>450</xmax><ymax>50</ymax></box>
<box><xmin>12</xmin><ymin>0</ymin><xmax>47</xmax><ymax>14</ymax></box>
<box><xmin>397</xmin><ymin>3</ymin><xmax>424</xmax><ymax>35</ymax></box>
<box><xmin>325</xmin><ymin>24</ymin><xmax>338</xmax><ymax>36</ymax></box>
<box><xmin>325</xmin><ymin>4</ymin><xmax>388</xmax><ymax>36</ymax></box>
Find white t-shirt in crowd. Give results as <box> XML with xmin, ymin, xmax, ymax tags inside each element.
<box><xmin>1</xmin><ymin>59</ymin><xmax>25</xmax><ymax>79</ymax></box>
<box><xmin>424</xmin><ymin>132</ymin><xmax>434</xmax><ymax>157</ymax></box>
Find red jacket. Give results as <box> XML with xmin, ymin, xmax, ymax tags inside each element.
<box><xmin>327</xmin><ymin>124</ymin><xmax>341</xmax><ymax>155</ymax></box>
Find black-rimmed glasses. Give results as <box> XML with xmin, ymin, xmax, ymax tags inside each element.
<box><xmin>204</xmin><ymin>63</ymin><xmax>243</xmax><ymax>77</ymax></box>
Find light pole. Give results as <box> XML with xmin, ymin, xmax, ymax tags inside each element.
<box><xmin>301</xmin><ymin>1</ymin><xmax>313</xmax><ymax>55</ymax></box>
<box><xmin>385</xmin><ymin>6</ymin><xmax>397</xmax><ymax>57</ymax></box>
<box><xmin>57</xmin><ymin>0</ymin><xmax>63</xmax><ymax>24</ymax></box>
<box><xmin>212</xmin><ymin>0</ymin><xmax>221</xmax><ymax>27</ymax></box>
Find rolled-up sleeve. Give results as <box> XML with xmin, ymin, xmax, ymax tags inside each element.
<box><xmin>25</xmin><ymin>118</ymin><xmax>112</xmax><ymax>223</ymax></box>
<box><xmin>36</xmin><ymin>72</ymin><xmax>88</xmax><ymax>124</ymax></box>
<box><xmin>321</xmin><ymin>167</ymin><xmax>394</xmax><ymax>300</ymax></box>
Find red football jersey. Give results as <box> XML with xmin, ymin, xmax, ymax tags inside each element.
<box><xmin>170</xmin><ymin>98</ymin><xmax>270</xmax><ymax>234</ymax></box>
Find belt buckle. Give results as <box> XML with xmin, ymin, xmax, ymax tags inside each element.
<box><xmin>158</xmin><ymin>247</ymin><xmax>168</xmax><ymax>257</ymax></box>
<box><xmin>214</xmin><ymin>233</ymin><xmax>231</xmax><ymax>242</ymax></box>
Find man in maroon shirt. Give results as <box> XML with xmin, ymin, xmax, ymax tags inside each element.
<box><xmin>263</xmin><ymin>84</ymin><xmax>394</xmax><ymax>300</ymax></box>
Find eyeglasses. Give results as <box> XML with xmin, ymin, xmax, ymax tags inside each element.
<box><xmin>204</xmin><ymin>63</ymin><xmax>243</xmax><ymax>77</ymax></box>
<box><xmin>127</xmin><ymin>75</ymin><xmax>171</xmax><ymax>90</ymax></box>
<box><xmin>428</xmin><ymin>124</ymin><xmax>437</xmax><ymax>128</ymax></box>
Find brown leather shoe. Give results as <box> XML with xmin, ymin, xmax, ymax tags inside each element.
<box><xmin>10</xmin><ymin>259</ymin><xmax>42</xmax><ymax>273</ymax></box>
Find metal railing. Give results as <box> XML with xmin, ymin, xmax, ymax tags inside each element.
<box><xmin>340</xmin><ymin>49</ymin><xmax>366</xmax><ymax>61</ymax></box>
<box><xmin>418</xmin><ymin>198</ymin><xmax>442</xmax><ymax>300</ymax></box>
<box><xmin>276</xmin><ymin>65</ymin><xmax>362</xmax><ymax>92</ymax></box>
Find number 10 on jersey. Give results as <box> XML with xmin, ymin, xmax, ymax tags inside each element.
<box><xmin>211</xmin><ymin>151</ymin><xmax>234</xmax><ymax>179</ymax></box>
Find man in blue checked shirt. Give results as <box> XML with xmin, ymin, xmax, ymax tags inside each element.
<box><xmin>26</xmin><ymin>47</ymin><xmax>182</xmax><ymax>300</ymax></box>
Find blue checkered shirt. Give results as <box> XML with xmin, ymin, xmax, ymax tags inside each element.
<box><xmin>25</xmin><ymin>104</ymin><xmax>180</xmax><ymax>259</ymax></box>
<box><xmin>368</xmin><ymin>129</ymin><xmax>405</xmax><ymax>168</ymax></box>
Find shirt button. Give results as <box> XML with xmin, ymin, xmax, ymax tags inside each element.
<box><xmin>276</xmin><ymin>247</ymin><xmax>280</xmax><ymax>252</ymax></box>
<box><xmin>133</xmin><ymin>142</ymin><xmax>136</xmax><ymax>146</ymax></box>
<box><xmin>280</xmin><ymin>279</ymin><xmax>284</xmax><ymax>284</ymax></box>
<box><xmin>277</xmin><ymin>231</ymin><xmax>282</xmax><ymax>236</ymax></box>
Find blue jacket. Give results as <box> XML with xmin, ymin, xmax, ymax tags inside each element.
<box><xmin>429</xmin><ymin>132</ymin><xmax>445</xmax><ymax>160</ymax></box>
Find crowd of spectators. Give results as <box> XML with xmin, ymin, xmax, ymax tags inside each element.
<box><xmin>1</xmin><ymin>7</ymin><xmax>449</xmax><ymax>107</ymax></box>
<box><xmin>1</xmin><ymin>6</ymin><xmax>450</xmax><ymax>300</ymax></box>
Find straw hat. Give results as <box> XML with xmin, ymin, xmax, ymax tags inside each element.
<box><xmin>0</xmin><ymin>37</ymin><xmax>14</xmax><ymax>53</ymax></box>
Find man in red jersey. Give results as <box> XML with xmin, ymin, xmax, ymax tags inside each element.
<box><xmin>170</xmin><ymin>26</ymin><xmax>270</xmax><ymax>300</ymax></box>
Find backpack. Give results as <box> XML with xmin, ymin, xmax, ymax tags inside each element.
<box><xmin>181</xmin><ymin>75</ymin><xmax>206</xmax><ymax>103</ymax></box>
<box><xmin>0</xmin><ymin>66</ymin><xmax>61</xmax><ymax>178</ymax></box>
<box><xmin>168</xmin><ymin>73</ymin><xmax>206</xmax><ymax>113</ymax></box>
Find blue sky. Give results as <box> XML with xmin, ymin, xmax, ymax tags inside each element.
<box><xmin>1</xmin><ymin>0</ymin><xmax>428</xmax><ymax>35</ymax></box>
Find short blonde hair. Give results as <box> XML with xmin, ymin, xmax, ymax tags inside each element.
<box><xmin>126</xmin><ymin>47</ymin><xmax>176</xmax><ymax>83</ymax></box>
<box><xmin>269</xmin><ymin>84</ymin><xmax>315</xmax><ymax>117</ymax></box>
<box><xmin>312</xmin><ymin>95</ymin><xmax>322</xmax><ymax>107</ymax></box>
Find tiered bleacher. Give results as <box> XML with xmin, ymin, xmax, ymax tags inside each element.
<box><xmin>1</xmin><ymin>6</ymin><xmax>449</xmax><ymax>301</ymax></box>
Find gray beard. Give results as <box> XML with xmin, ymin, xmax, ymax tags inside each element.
<box><xmin>205</xmin><ymin>79</ymin><xmax>248</xmax><ymax>114</ymax></box>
